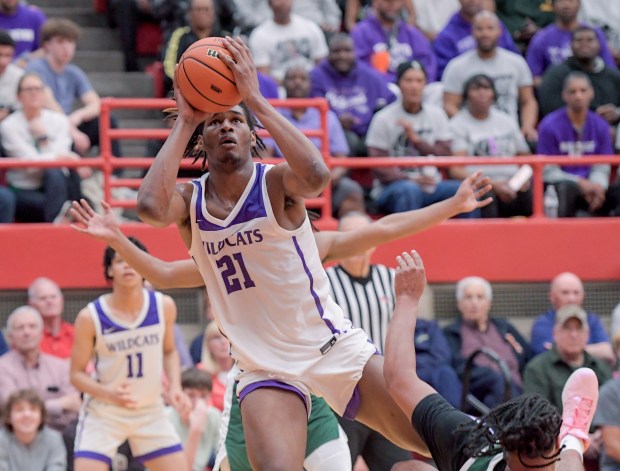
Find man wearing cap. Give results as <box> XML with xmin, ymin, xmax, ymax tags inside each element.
<box><xmin>523</xmin><ymin>304</ymin><xmax>611</xmax><ymax>466</ymax></box>
<box><xmin>366</xmin><ymin>60</ymin><xmax>478</xmax><ymax>216</ymax></box>
<box><xmin>523</xmin><ymin>304</ymin><xmax>612</xmax><ymax>412</ymax></box>
<box><xmin>530</xmin><ymin>272</ymin><xmax>614</xmax><ymax>363</ymax></box>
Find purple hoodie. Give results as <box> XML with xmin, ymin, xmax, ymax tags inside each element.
<box><xmin>310</xmin><ymin>60</ymin><xmax>396</xmax><ymax>136</ymax></box>
<box><xmin>433</xmin><ymin>12</ymin><xmax>520</xmax><ymax>79</ymax></box>
<box><xmin>350</xmin><ymin>14</ymin><xmax>437</xmax><ymax>83</ymax></box>
<box><xmin>526</xmin><ymin>23</ymin><xmax>617</xmax><ymax>78</ymax></box>
<box><xmin>0</xmin><ymin>4</ymin><xmax>47</xmax><ymax>59</ymax></box>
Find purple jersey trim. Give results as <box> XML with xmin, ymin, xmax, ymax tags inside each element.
<box><xmin>292</xmin><ymin>236</ymin><xmax>340</xmax><ymax>335</ymax></box>
<box><xmin>94</xmin><ymin>299</ymin><xmax>127</xmax><ymax>334</ymax></box>
<box><xmin>94</xmin><ymin>291</ymin><xmax>158</xmax><ymax>334</ymax></box>
<box><xmin>238</xmin><ymin>380</ymin><xmax>308</xmax><ymax>412</ymax></box>
<box><xmin>192</xmin><ymin>163</ymin><xmax>268</xmax><ymax>232</ymax></box>
<box><xmin>137</xmin><ymin>290</ymin><xmax>159</xmax><ymax>329</ymax></box>
<box><xmin>74</xmin><ymin>451</ymin><xmax>112</xmax><ymax>466</ymax></box>
<box><xmin>134</xmin><ymin>444</ymin><xmax>184</xmax><ymax>463</ymax></box>
<box><xmin>343</xmin><ymin>385</ymin><xmax>361</xmax><ymax>420</ymax></box>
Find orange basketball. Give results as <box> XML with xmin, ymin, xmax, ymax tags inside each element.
<box><xmin>177</xmin><ymin>37</ymin><xmax>241</xmax><ymax>113</ymax></box>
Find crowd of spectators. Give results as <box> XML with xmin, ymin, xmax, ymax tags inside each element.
<box><xmin>1</xmin><ymin>1</ymin><xmax>620</xmax><ymax>470</ymax></box>
<box><xmin>1</xmin><ymin>0</ymin><xmax>620</xmax><ymax>223</ymax></box>
<box><xmin>0</xmin><ymin>265</ymin><xmax>619</xmax><ymax>470</ymax></box>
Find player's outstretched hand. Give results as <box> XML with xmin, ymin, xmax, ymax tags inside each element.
<box><xmin>107</xmin><ymin>382</ymin><xmax>138</xmax><ymax>409</ymax></box>
<box><xmin>220</xmin><ymin>36</ymin><xmax>260</xmax><ymax>103</ymax></box>
<box><xmin>394</xmin><ymin>250</ymin><xmax>426</xmax><ymax>302</ymax></box>
<box><xmin>70</xmin><ymin>199</ymin><xmax>121</xmax><ymax>244</ymax></box>
<box><xmin>453</xmin><ymin>171</ymin><xmax>493</xmax><ymax>214</ymax></box>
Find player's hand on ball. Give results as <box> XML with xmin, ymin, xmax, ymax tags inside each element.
<box><xmin>394</xmin><ymin>250</ymin><xmax>426</xmax><ymax>301</ymax></box>
<box><xmin>173</xmin><ymin>65</ymin><xmax>212</xmax><ymax>126</ymax></box>
<box><xmin>220</xmin><ymin>36</ymin><xmax>260</xmax><ymax>103</ymax></box>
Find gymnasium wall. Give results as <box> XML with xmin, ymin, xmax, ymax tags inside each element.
<box><xmin>1</xmin><ymin>218</ymin><xmax>619</xmax><ymax>290</ymax></box>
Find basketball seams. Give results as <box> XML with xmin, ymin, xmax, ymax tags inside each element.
<box><xmin>185</xmin><ymin>55</ymin><xmax>237</xmax><ymax>87</ymax></box>
<box><xmin>179</xmin><ymin>60</ymin><xmax>233</xmax><ymax>109</ymax></box>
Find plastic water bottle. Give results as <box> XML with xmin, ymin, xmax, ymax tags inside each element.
<box><xmin>544</xmin><ymin>185</ymin><xmax>559</xmax><ymax>219</ymax></box>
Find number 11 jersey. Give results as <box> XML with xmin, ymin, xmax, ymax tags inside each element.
<box><xmin>87</xmin><ymin>289</ymin><xmax>165</xmax><ymax>409</ymax></box>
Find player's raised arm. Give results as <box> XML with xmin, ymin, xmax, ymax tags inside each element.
<box><xmin>220</xmin><ymin>36</ymin><xmax>331</xmax><ymax>198</ymax></box>
<box><xmin>384</xmin><ymin>251</ymin><xmax>436</xmax><ymax>419</ymax></box>
<box><xmin>137</xmin><ymin>76</ymin><xmax>210</xmax><ymax>227</ymax></box>
<box><xmin>317</xmin><ymin>173</ymin><xmax>492</xmax><ymax>263</ymax></box>
<box><xmin>70</xmin><ymin>200</ymin><xmax>204</xmax><ymax>289</ymax></box>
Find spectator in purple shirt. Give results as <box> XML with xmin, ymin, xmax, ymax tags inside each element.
<box><xmin>0</xmin><ymin>0</ymin><xmax>46</xmax><ymax>61</ymax></box>
<box><xmin>538</xmin><ymin>26</ymin><xmax>620</xmax><ymax>123</ymax></box>
<box><xmin>433</xmin><ymin>0</ymin><xmax>520</xmax><ymax>79</ymax></box>
<box><xmin>350</xmin><ymin>0</ymin><xmax>437</xmax><ymax>83</ymax></box>
<box><xmin>265</xmin><ymin>65</ymin><xmax>366</xmax><ymax>217</ymax></box>
<box><xmin>525</xmin><ymin>0</ymin><xmax>616</xmax><ymax>87</ymax></box>
<box><xmin>537</xmin><ymin>72</ymin><xmax>615</xmax><ymax>217</ymax></box>
<box><xmin>310</xmin><ymin>33</ymin><xmax>396</xmax><ymax>158</ymax></box>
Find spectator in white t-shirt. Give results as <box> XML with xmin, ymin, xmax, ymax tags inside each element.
<box><xmin>449</xmin><ymin>74</ymin><xmax>532</xmax><ymax>218</ymax></box>
<box><xmin>248</xmin><ymin>0</ymin><xmax>328</xmax><ymax>83</ymax></box>
<box><xmin>366</xmin><ymin>60</ymin><xmax>478</xmax><ymax>217</ymax></box>
<box><xmin>442</xmin><ymin>11</ymin><xmax>538</xmax><ymax>142</ymax></box>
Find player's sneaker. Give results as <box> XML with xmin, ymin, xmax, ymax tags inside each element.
<box><xmin>559</xmin><ymin>367</ymin><xmax>599</xmax><ymax>450</ymax></box>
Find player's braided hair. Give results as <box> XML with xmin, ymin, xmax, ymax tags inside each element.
<box><xmin>462</xmin><ymin>394</ymin><xmax>563</xmax><ymax>468</ymax></box>
<box><xmin>163</xmin><ymin>103</ymin><xmax>266</xmax><ymax>171</ymax></box>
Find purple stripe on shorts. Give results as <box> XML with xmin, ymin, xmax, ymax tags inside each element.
<box><xmin>343</xmin><ymin>384</ymin><xmax>361</xmax><ymax>420</ymax></box>
<box><xmin>292</xmin><ymin>235</ymin><xmax>339</xmax><ymax>335</ymax></box>
<box><xmin>238</xmin><ymin>380</ymin><xmax>308</xmax><ymax>412</ymax></box>
<box><xmin>134</xmin><ymin>444</ymin><xmax>184</xmax><ymax>463</ymax></box>
<box><xmin>73</xmin><ymin>398</ymin><xmax>92</xmax><ymax>451</ymax></box>
<box><xmin>74</xmin><ymin>451</ymin><xmax>112</xmax><ymax>465</ymax></box>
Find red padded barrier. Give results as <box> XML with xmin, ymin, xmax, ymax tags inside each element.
<box><xmin>1</xmin><ymin>218</ymin><xmax>619</xmax><ymax>289</ymax></box>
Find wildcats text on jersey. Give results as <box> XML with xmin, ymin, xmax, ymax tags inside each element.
<box><xmin>105</xmin><ymin>333</ymin><xmax>160</xmax><ymax>353</ymax></box>
<box><xmin>202</xmin><ymin>229</ymin><xmax>264</xmax><ymax>256</ymax></box>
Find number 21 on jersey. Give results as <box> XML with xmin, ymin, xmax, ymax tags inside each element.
<box><xmin>216</xmin><ymin>252</ymin><xmax>256</xmax><ymax>294</ymax></box>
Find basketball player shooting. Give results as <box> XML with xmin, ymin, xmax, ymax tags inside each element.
<box><xmin>136</xmin><ymin>36</ymin><xmax>472</xmax><ymax>469</ymax></box>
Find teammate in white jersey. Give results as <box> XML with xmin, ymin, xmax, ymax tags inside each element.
<box><xmin>70</xmin><ymin>238</ymin><xmax>190</xmax><ymax>471</ymax></box>
<box><xmin>134</xmin><ymin>36</ymin><xmax>491</xmax><ymax>469</ymax></box>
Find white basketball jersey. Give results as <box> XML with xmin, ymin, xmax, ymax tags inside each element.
<box><xmin>88</xmin><ymin>289</ymin><xmax>165</xmax><ymax>408</ymax></box>
<box><xmin>188</xmin><ymin>163</ymin><xmax>353</xmax><ymax>377</ymax></box>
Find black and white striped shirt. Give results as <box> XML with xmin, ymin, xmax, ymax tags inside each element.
<box><xmin>326</xmin><ymin>264</ymin><xmax>395</xmax><ymax>353</ymax></box>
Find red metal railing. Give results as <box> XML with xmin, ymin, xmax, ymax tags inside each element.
<box><xmin>0</xmin><ymin>97</ymin><xmax>618</xmax><ymax>222</ymax></box>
